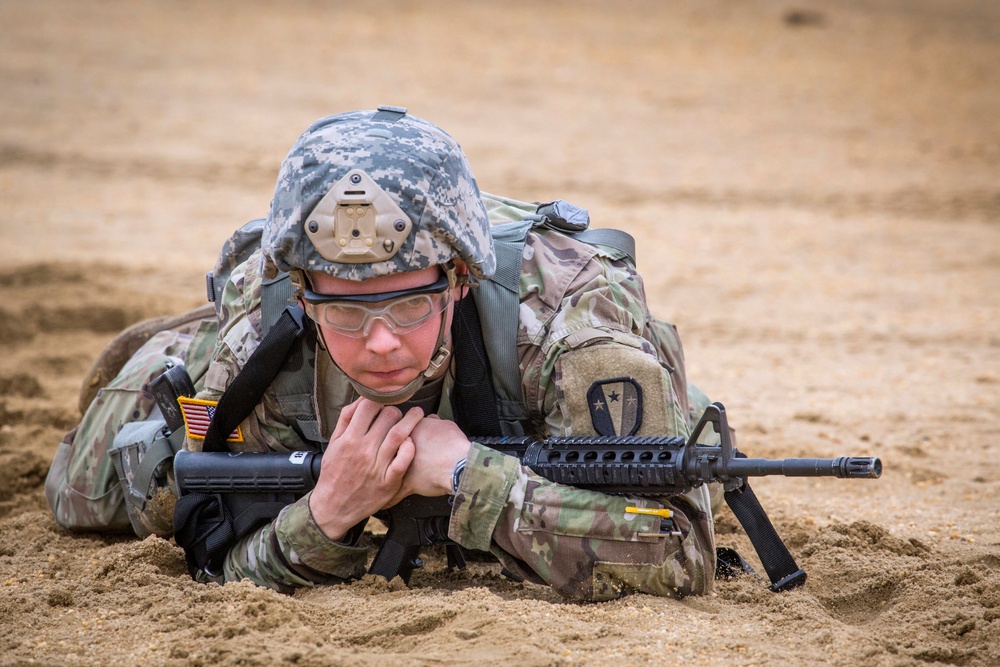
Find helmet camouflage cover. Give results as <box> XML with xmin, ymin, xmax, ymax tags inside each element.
<box><xmin>262</xmin><ymin>107</ymin><xmax>495</xmax><ymax>282</ymax></box>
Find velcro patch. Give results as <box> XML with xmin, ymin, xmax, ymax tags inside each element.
<box><xmin>178</xmin><ymin>396</ymin><xmax>244</xmax><ymax>443</ymax></box>
<box><xmin>587</xmin><ymin>377</ymin><xmax>643</xmax><ymax>436</ymax></box>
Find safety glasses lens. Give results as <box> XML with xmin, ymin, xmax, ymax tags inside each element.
<box><xmin>305</xmin><ymin>290</ymin><xmax>450</xmax><ymax>338</ymax></box>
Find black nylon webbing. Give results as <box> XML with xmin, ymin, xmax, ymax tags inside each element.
<box><xmin>724</xmin><ymin>479</ymin><xmax>807</xmax><ymax>591</ymax></box>
<box><xmin>202</xmin><ymin>305</ymin><xmax>305</xmax><ymax>452</ymax></box>
<box><xmin>449</xmin><ymin>294</ymin><xmax>503</xmax><ymax>437</ymax></box>
<box><xmin>173</xmin><ymin>492</ymin><xmax>233</xmax><ymax>577</ymax></box>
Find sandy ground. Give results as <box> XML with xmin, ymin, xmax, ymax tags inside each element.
<box><xmin>2</xmin><ymin>1</ymin><xmax>999</xmax><ymax>665</ymax></box>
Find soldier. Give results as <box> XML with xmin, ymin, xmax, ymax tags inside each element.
<box><xmin>46</xmin><ymin>108</ymin><xmax>716</xmax><ymax>600</ymax></box>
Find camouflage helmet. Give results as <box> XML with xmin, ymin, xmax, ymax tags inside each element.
<box><xmin>262</xmin><ymin>107</ymin><xmax>495</xmax><ymax>282</ymax></box>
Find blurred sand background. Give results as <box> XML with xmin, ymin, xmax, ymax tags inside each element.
<box><xmin>1</xmin><ymin>1</ymin><xmax>999</xmax><ymax>665</ymax></box>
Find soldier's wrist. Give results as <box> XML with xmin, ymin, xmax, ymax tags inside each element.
<box><xmin>451</xmin><ymin>457</ymin><xmax>467</xmax><ymax>494</ymax></box>
<box><xmin>307</xmin><ymin>490</ymin><xmax>364</xmax><ymax>543</ymax></box>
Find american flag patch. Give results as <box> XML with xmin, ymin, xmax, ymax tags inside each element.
<box><xmin>177</xmin><ymin>396</ymin><xmax>244</xmax><ymax>443</ymax></box>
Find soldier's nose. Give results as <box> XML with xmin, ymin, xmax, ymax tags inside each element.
<box><xmin>364</xmin><ymin>318</ymin><xmax>402</xmax><ymax>353</ymax></box>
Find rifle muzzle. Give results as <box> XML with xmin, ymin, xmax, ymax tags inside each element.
<box><xmin>726</xmin><ymin>456</ymin><xmax>882</xmax><ymax>479</ymax></box>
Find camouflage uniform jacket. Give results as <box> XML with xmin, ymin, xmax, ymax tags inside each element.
<box><xmin>193</xmin><ymin>220</ymin><xmax>716</xmax><ymax>601</ymax></box>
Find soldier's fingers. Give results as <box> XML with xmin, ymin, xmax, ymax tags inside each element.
<box><xmin>343</xmin><ymin>399</ymin><xmax>396</xmax><ymax>445</ymax></box>
<box><xmin>384</xmin><ymin>437</ymin><xmax>415</xmax><ymax>487</ymax></box>
<box><xmin>373</xmin><ymin>407</ymin><xmax>422</xmax><ymax>469</ymax></box>
<box><xmin>366</xmin><ymin>403</ymin><xmax>417</xmax><ymax>441</ymax></box>
<box><xmin>330</xmin><ymin>397</ymin><xmax>364</xmax><ymax>441</ymax></box>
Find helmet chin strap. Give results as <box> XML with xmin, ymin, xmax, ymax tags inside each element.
<box><xmin>347</xmin><ymin>317</ymin><xmax>451</xmax><ymax>405</ymax></box>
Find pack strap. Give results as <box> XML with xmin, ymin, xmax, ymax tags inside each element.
<box><xmin>202</xmin><ymin>305</ymin><xmax>306</xmax><ymax>452</ymax></box>
<box><xmin>260</xmin><ymin>274</ymin><xmax>294</xmax><ymax>336</ymax></box>
<box><xmin>572</xmin><ymin>228</ymin><xmax>636</xmax><ymax>265</ymax></box>
<box><xmin>468</xmin><ymin>231</ymin><xmax>530</xmax><ymax>433</ymax></box>
<box><xmin>450</xmin><ymin>293</ymin><xmax>505</xmax><ymax>437</ymax></box>
<box><xmin>260</xmin><ymin>274</ymin><xmax>323</xmax><ymax>445</ymax></box>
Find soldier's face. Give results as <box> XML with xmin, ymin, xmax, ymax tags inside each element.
<box><xmin>306</xmin><ymin>267</ymin><xmax>456</xmax><ymax>394</ymax></box>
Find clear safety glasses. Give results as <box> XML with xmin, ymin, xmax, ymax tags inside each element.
<box><xmin>302</xmin><ymin>275</ymin><xmax>452</xmax><ymax>338</ymax></box>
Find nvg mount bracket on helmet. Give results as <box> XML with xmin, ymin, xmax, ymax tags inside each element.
<box><xmin>304</xmin><ymin>168</ymin><xmax>412</xmax><ymax>265</ymax></box>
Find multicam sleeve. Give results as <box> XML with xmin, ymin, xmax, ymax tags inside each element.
<box><xmin>449</xmin><ymin>243</ymin><xmax>716</xmax><ymax>601</ymax></box>
<box><xmin>221</xmin><ymin>493</ymin><xmax>369</xmax><ymax>592</ymax></box>
<box><xmin>450</xmin><ymin>444</ymin><xmax>715</xmax><ymax>601</ymax></box>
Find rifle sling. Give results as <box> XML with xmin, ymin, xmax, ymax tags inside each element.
<box><xmin>724</xmin><ymin>477</ymin><xmax>806</xmax><ymax>592</ymax></box>
<box><xmin>202</xmin><ymin>305</ymin><xmax>305</xmax><ymax>452</ymax></box>
<box><xmin>175</xmin><ymin>304</ymin><xmax>305</xmax><ymax>577</ymax></box>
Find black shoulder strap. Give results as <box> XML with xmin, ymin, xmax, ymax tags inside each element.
<box><xmin>175</xmin><ymin>304</ymin><xmax>308</xmax><ymax>579</ymax></box>
<box><xmin>449</xmin><ymin>293</ymin><xmax>507</xmax><ymax>437</ymax></box>
<box><xmin>202</xmin><ymin>305</ymin><xmax>306</xmax><ymax>452</ymax></box>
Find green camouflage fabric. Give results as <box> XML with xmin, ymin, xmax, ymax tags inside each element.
<box><xmin>192</xmin><ymin>247</ymin><xmax>318</xmax><ymax>454</ymax></box>
<box><xmin>262</xmin><ymin>108</ymin><xmax>495</xmax><ymax>281</ymax></box>
<box><xmin>45</xmin><ymin>325</ymin><xmax>215</xmax><ymax>535</ymax></box>
<box><xmin>203</xmin><ymin>202</ymin><xmax>715</xmax><ymax>600</ymax></box>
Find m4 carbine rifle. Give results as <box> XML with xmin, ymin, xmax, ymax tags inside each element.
<box><xmin>172</xmin><ymin>403</ymin><xmax>881</xmax><ymax>592</ymax></box>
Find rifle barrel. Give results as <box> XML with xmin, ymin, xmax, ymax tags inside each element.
<box><xmin>725</xmin><ymin>456</ymin><xmax>881</xmax><ymax>479</ymax></box>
